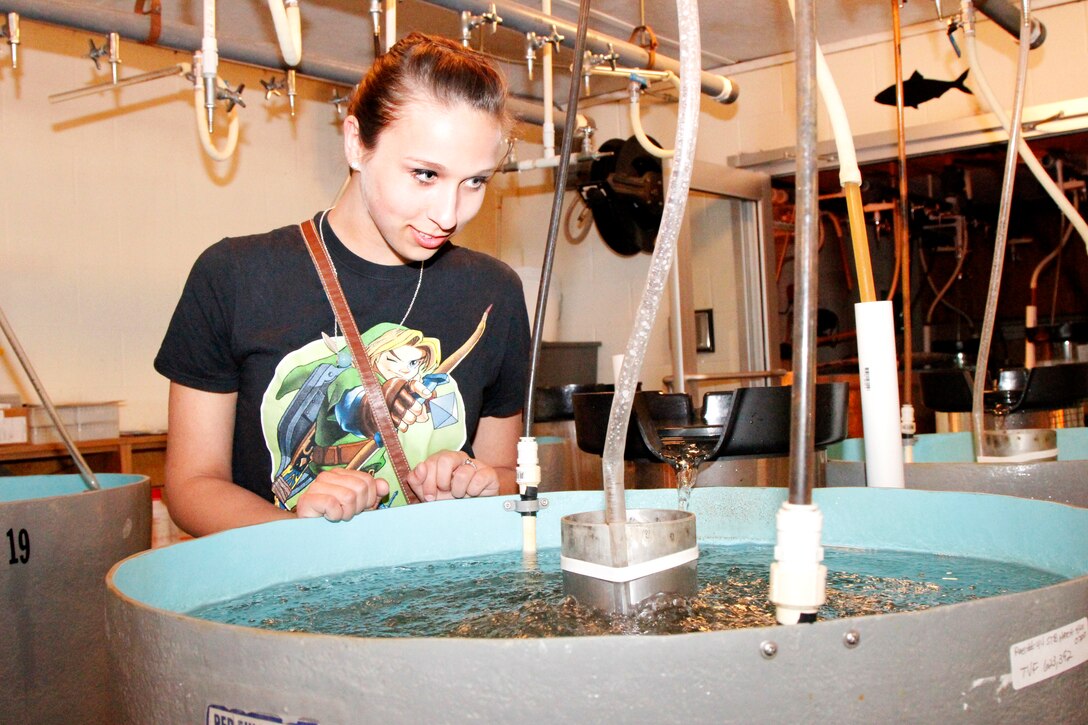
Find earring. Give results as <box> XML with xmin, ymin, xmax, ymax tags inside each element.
<box><xmin>350</xmin><ymin>162</ymin><xmax>361</xmax><ymax>172</ymax></box>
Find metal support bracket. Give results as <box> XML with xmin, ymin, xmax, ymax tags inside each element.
<box><xmin>503</xmin><ymin>497</ymin><xmax>549</xmax><ymax>514</ymax></box>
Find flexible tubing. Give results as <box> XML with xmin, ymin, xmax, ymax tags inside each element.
<box><xmin>629</xmin><ymin>72</ymin><xmax>680</xmax><ymax>158</ymax></box>
<box><xmin>964</xmin><ymin>0</ymin><xmax>1032</xmax><ymax>459</ymax></box>
<box><xmin>964</xmin><ymin>5</ymin><xmax>1088</xmax><ymax>255</ymax></box>
<box><xmin>919</xmin><ymin>243</ymin><xmax>974</xmax><ymax>328</ymax></box>
<box><xmin>267</xmin><ymin>0</ymin><xmax>303</xmax><ymax>67</ymax></box>
<box><xmin>194</xmin><ymin>82</ymin><xmax>239</xmax><ymax>161</ymax></box>
<box><xmin>602</xmin><ymin>0</ymin><xmax>701</xmax><ymax>522</ymax></box>
<box><xmin>1030</xmin><ymin>216</ymin><xmax>1073</xmax><ymax>294</ymax></box>
<box><xmin>926</xmin><ymin>241</ymin><xmax>970</xmax><ymax>324</ymax></box>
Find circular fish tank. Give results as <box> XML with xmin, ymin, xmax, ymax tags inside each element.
<box><xmin>827</xmin><ymin>429</ymin><xmax>1088</xmax><ymax>507</ymax></box>
<box><xmin>107</xmin><ymin>487</ymin><xmax>1087</xmax><ymax>722</ymax></box>
<box><xmin>1</xmin><ymin>473</ymin><xmax>150</xmax><ymax>722</ymax></box>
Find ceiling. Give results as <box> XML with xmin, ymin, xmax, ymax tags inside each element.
<box><xmin>9</xmin><ymin>0</ymin><xmax>968</xmax><ymax>105</ymax></box>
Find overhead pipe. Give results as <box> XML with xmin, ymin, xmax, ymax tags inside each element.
<box><xmin>0</xmin><ymin>0</ymin><xmax>553</xmax><ymax>126</ymax></box>
<box><xmin>418</xmin><ymin>0</ymin><xmax>738</xmax><ymax>104</ymax></box>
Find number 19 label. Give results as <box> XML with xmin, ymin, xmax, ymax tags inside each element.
<box><xmin>6</xmin><ymin>528</ymin><xmax>30</xmax><ymax>565</ymax></box>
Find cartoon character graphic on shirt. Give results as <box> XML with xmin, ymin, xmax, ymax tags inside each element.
<box><xmin>262</xmin><ymin>307</ymin><xmax>491</xmax><ymax>509</ymax></box>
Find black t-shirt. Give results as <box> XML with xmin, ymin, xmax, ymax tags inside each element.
<box><xmin>155</xmin><ymin>213</ymin><xmax>530</xmax><ymax>506</ymax></box>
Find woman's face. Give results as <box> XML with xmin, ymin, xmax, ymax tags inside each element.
<box><xmin>347</xmin><ymin>96</ymin><xmax>505</xmax><ymax>265</ymax></box>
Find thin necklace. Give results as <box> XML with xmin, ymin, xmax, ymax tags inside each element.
<box><xmin>317</xmin><ymin>208</ymin><xmax>425</xmax><ymax>328</ymax></box>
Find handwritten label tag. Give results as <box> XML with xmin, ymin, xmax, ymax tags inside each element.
<box><xmin>1009</xmin><ymin>617</ymin><xmax>1088</xmax><ymax>690</ymax></box>
<box><xmin>206</xmin><ymin>704</ymin><xmax>318</xmax><ymax>725</ymax></box>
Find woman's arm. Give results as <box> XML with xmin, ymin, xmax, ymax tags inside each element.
<box><xmin>164</xmin><ymin>382</ymin><xmax>387</xmax><ymax>536</ymax></box>
<box><xmin>472</xmin><ymin>412</ymin><xmax>522</xmax><ymax>494</ymax></box>
<box><xmin>163</xmin><ymin>382</ymin><xmax>292</xmax><ymax>536</ymax></box>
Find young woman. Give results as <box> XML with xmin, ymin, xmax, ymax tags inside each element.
<box><xmin>156</xmin><ymin>33</ymin><xmax>530</xmax><ymax>536</ymax></box>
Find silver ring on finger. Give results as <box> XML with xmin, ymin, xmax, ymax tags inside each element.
<box><xmin>461</xmin><ymin>457</ymin><xmax>478</xmax><ymax>471</ymax></box>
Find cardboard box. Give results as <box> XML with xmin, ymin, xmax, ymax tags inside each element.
<box><xmin>0</xmin><ymin>407</ymin><xmax>29</xmax><ymax>445</ymax></box>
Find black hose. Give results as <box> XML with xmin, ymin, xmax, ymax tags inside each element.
<box><xmin>521</xmin><ymin>0</ymin><xmax>593</xmax><ymax>438</ymax></box>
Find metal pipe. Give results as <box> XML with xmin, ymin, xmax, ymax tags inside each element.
<box><xmin>48</xmin><ymin>63</ymin><xmax>186</xmax><ymax>104</ymax></box>
<box><xmin>0</xmin><ymin>304</ymin><xmax>100</xmax><ymax>491</ymax></box>
<box><xmin>1</xmin><ymin>1</ymin><xmax>555</xmax><ymax>126</ymax></box>
<box><xmin>521</xmin><ymin>0</ymin><xmax>591</xmax><ymax>437</ymax></box>
<box><xmin>891</xmin><ymin>0</ymin><xmax>913</xmax><ymax>407</ymax></box>
<box><xmin>789</xmin><ymin>0</ymin><xmax>818</xmax><ymax>507</ymax></box>
<box><xmin>418</xmin><ymin>0</ymin><xmax>738</xmax><ymax>103</ymax></box>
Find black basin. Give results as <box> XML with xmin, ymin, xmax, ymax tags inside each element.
<box><xmin>572</xmin><ymin>383</ymin><xmax>849</xmax><ymax>462</ymax></box>
<box><xmin>920</xmin><ymin>361</ymin><xmax>1088</xmax><ymax>413</ymax></box>
<box><xmin>533</xmin><ymin>384</ymin><xmax>616</xmax><ymax>423</ymax></box>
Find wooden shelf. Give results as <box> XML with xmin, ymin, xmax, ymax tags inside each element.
<box><xmin>0</xmin><ymin>434</ymin><xmax>167</xmax><ymax>484</ymax></box>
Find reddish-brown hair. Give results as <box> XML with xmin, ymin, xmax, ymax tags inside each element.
<box><xmin>349</xmin><ymin>32</ymin><xmax>511</xmax><ymax>150</ymax></box>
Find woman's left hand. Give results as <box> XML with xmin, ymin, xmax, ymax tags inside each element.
<box><xmin>405</xmin><ymin>450</ymin><xmax>499</xmax><ymax>502</ymax></box>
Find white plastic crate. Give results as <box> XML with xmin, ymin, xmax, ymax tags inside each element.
<box><xmin>28</xmin><ymin>402</ymin><xmax>120</xmax><ymax>444</ymax></box>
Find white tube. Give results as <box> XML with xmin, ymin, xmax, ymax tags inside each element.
<box><xmin>384</xmin><ymin>0</ymin><xmax>396</xmax><ymax>53</ymax></box>
<box><xmin>516</xmin><ymin>436</ymin><xmax>540</xmax><ymax>556</ymax></box>
<box><xmin>267</xmin><ymin>0</ymin><xmax>303</xmax><ymax>67</ymax></box>
<box><xmin>541</xmin><ymin>0</ymin><xmax>555</xmax><ymax>157</ymax></box>
<box><xmin>193</xmin><ymin>80</ymin><xmax>239</xmax><ymax>162</ymax></box>
<box><xmin>628</xmin><ymin>73</ymin><xmax>680</xmax><ymax>159</ymax></box>
<box><xmin>1025</xmin><ymin>304</ymin><xmax>1037</xmax><ymax>368</ymax></box>
<box><xmin>202</xmin><ymin>0</ymin><xmax>218</xmax><ymax>78</ymax></box>
<box><xmin>670</xmin><ymin>241</ymin><xmax>685</xmax><ymax>394</ymax></box>
<box><xmin>963</xmin><ymin>3</ymin><xmax>1088</xmax><ymax>256</ymax></box>
<box><xmin>855</xmin><ymin>301</ymin><xmax>905</xmax><ymax>488</ymax></box>
<box><xmin>785</xmin><ymin>0</ymin><xmax>860</xmax><ymax>186</ymax></box>
<box><xmin>768</xmin><ymin>503</ymin><xmax>827</xmax><ymax>625</ymax></box>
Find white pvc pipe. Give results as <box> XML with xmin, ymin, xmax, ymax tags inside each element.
<box><xmin>855</xmin><ymin>301</ymin><xmax>905</xmax><ymax>488</ymax></box>
<box><xmin>384</xmin><ymin>0</ymin><xmax>396</xmax><ymax>53</ymax></box>
<box><xmin>541</xmin><ymin>0</ymin><xmax>555</xmax><ymax>157</ymax></box>
<box><xmin>202</xmin><ymin>0</ymin><xmax>218</xmax><ymax>78</ymax></box>
<box><xmin>670</xmin><ymin>242</ymin><xmax>686</xmax><ymax>394</ymax></box>
<box><xmin>267</xmin><ymin>0</ymin><xmax>302</xmax><ymax>67</ymax></box>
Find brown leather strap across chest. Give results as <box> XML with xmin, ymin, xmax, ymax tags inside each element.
<box><xmin>299</xmin><ymin>218</ymin><xmax>419</xmax><ymax>504</ymax></box>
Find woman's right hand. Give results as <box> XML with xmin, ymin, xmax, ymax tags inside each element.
<box><xmin>295</xmin><ymin>468</ymin><xmax>390</xmax><ymax>522</ymax></box>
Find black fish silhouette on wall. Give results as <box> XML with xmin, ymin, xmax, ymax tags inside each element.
<box><xmin>875</xmin><ymin>69</ymin><xmax>972</xmax><ymax>108</ymax></box>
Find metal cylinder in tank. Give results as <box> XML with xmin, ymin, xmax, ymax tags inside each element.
<box><xmin>0</xmin><ymin>474</ymin><xmax>151</xmax><ymax>723</ymax></box>
<box><xmin>560</xmin><ymin>508</ymin><xmax>697</xmax><ymax>614</ymax></box>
